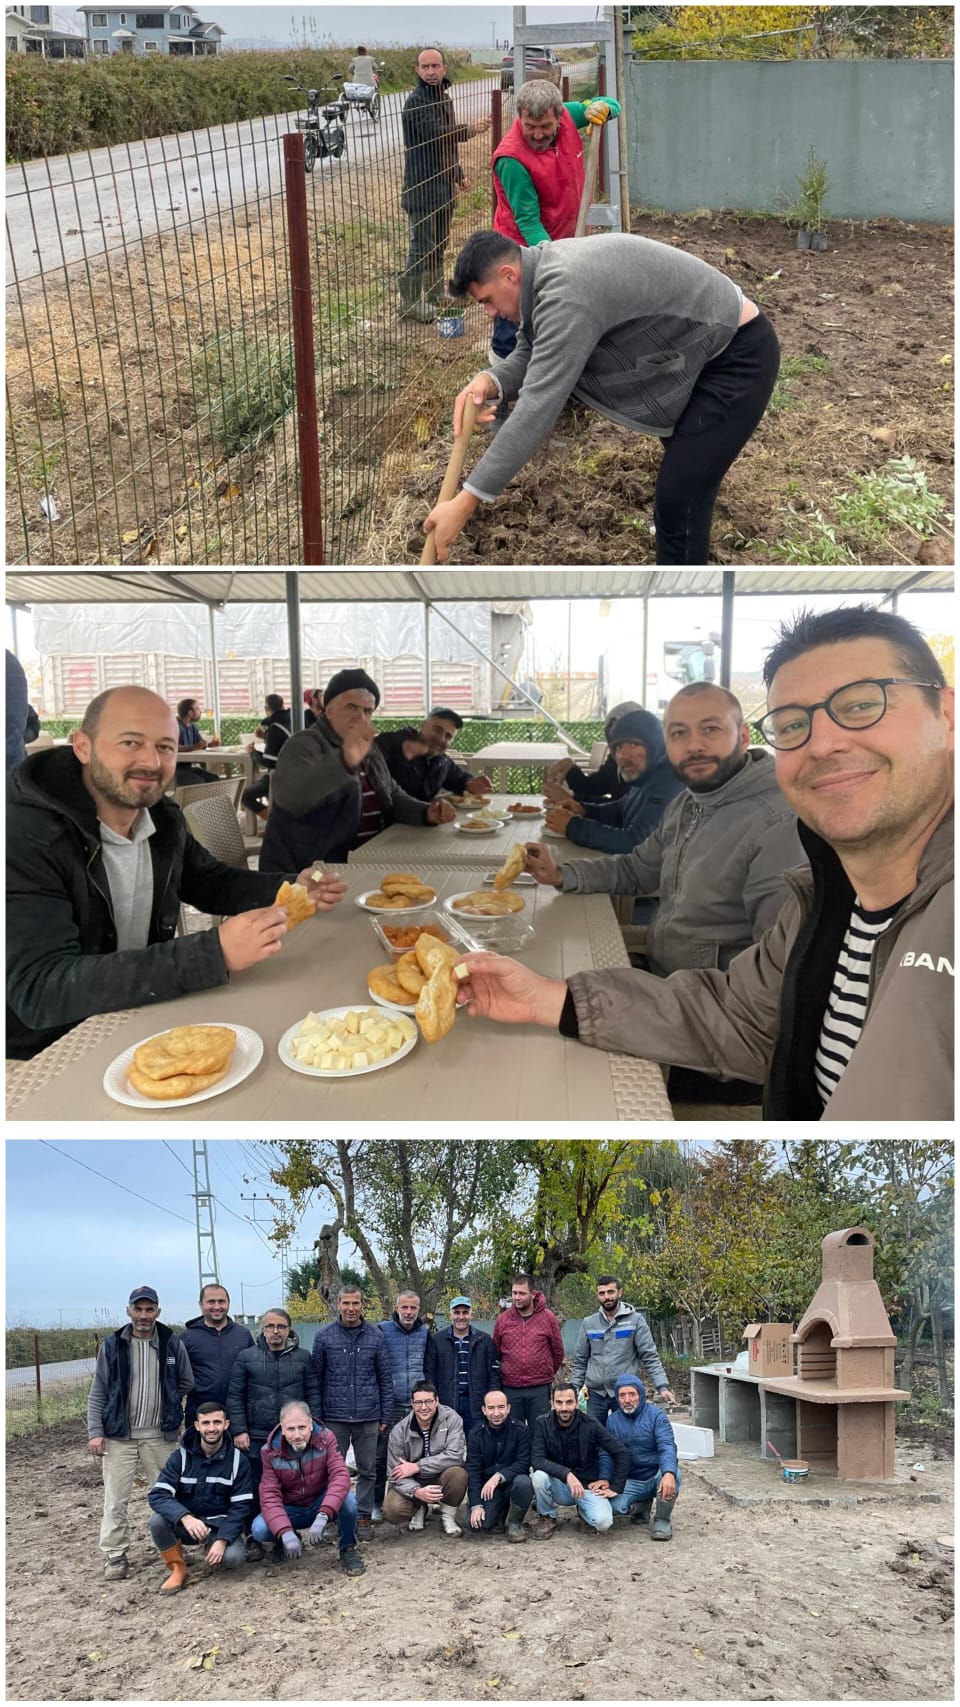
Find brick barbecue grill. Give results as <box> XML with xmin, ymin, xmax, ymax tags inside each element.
<box><xmin>759</xmin><ymin>1226</ymin><xmax>909</xmax><ymax>1480</ymax></box>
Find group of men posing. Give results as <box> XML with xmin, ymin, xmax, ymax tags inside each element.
<box><xmin>86</xmin><ymin>1274</ymin><xmax>680</xmax><ymax>1593</ymax></box>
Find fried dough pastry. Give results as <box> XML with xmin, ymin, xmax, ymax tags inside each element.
<box><xmin>494</xmin><ymin>845</ymin><xmax>526</xmax><ymax>891</ymax></box>
<box><xmin>274</xmin><ymin>880</ymin><xmax>317</xmax><ymax>929</ymax></box>
<box><xmin>451</xmin><ymin>891</ymin><xmax>524</xmax><ymax>916</ymax></box>
<box><xmin>132</xmin><ymin>1025</ymin><xmax>236</xmax><ymax>1081</ymax></box>
<box><xmin>128</xmin><ymin>1061</ymin><xmax>230</xmax><ymax>1100</ymax></box>
<box><xmin>367</xmin><ymin>892</ymin><xmax>414</xmax><ymax>909</ymax></box>
<box><xmin>367</xmin><ymin>964</ymin><xmax>413</xmax><ymax>1006</ymax></box>
<box><xmin>414</xmin><ymin>943</ymin><xmax>459</xmax><ymax>1043</ymax></box>
<box><xmin>395</xmin><ymin>951</ymin><xmax>427</xmax><ymax>996</ymax></box>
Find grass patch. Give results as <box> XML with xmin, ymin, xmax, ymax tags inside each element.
<box><xmin>767</xmin><ymin>509</ymin><xmax>858</xmax><ymax>564</ymax></box>
<box><xmin>191</xmin><ymin>331</ymin><xmax>295</xmax><ymax>457</ymax></box>
<box><xmin>834</xmin><ymin>456</ymin><xmax>949</xmax><ymax>544</ymax></box>
<box><xmin>6</xmin><ymin>1381</ymin><xmax>89</xmax><ymax>1440</ymax></box>
<box><xmin>780</xmin><ymin>354</ymin><xmax>831</xmax><ymax>379</ymax></box>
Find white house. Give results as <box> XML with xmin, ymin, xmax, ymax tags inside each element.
<box><xmin>6</xmin><ymin>5</ymin><xmax>85</xmax><ymax>56</ymax></box>
<box><xmin>75</xmin><ymin>4</ymin><xmax>224</xmax><ymax>56</ymax></box>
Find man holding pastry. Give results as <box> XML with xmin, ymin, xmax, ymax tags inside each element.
<box><xmin>6</xmin><ymin>686</ymin><xmax>346</xmax><ymax>1060</ymax></box>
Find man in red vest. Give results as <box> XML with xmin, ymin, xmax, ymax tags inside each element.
<box><xmin>490</xmin><ymin>80</ymin><xmax>620</xmax><ymax>361</ymax></box>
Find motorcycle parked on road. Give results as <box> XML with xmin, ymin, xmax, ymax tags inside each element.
<box><xmin>283</xmin><ymin>75</ymin><xmax>349</xmax><ymax>169</ymax></box>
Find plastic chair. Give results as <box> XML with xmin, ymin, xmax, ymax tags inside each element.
<box><xmin>584</xmin><ymin>741</ymin><xmax>607</xmax><ymax>773</ymax></box>
<box><xmin>172</xmin><ymin>776</ymin><xmax>243</xmax><ymax>812</ymax></box>
<box><xmin>181</xmin><ymin>793</ymin><xmax>259</xmax><ymax>872</ymax></box>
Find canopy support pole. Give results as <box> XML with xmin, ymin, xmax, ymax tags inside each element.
<box><xmin>640</xmin><ymin>592</ymin><xmax>649</xmax><ymax>708</ymax></box>
<box><xmin>207</xmin><ymin>604</ymin><xmax>222</xmax><ymax>737</ymax></box>
<box><xmin>286</xmin><ymin>573</ymin><xmax>304</xmax><ymax>730</ymax></box>
<box><xmin>424</xmin><ymin>603</ymin><xmax>431</xmax><ymax>712</ymax></box>
<box><xmin>426</xmin><ymin>600</ymin><xmax>586</xmax><ymax>752</ymax></box>
<box><xmin>720</xmin><ymin>572</ymin><xmax>735</xmax><ymax>688</ymax></box>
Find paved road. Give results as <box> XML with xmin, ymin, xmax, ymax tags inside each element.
<box><xmin>5</xmin><ymin>81</ymin><xmax>492</xmax><ymax>285</ymax></box>
<box><xmin>6</xmin><ymin>1355</ymin><xmax>96</xmax><ymax>1388</ymax></box>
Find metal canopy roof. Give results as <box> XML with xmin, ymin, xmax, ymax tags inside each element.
<box><xmin>4</xmin><ymin>569</ymin><xmax>952</xmax><ymax>607</ymax></box>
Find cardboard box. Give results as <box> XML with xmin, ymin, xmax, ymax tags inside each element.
<box><xmin>743</xmin><ymin>1322</ymin><xmax>795</xmax><ymax>1378</ymax></box>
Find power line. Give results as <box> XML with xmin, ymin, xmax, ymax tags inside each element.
<box><xmin>161</xmin><ymin>1139</ymin><xmax>194</xmax><ymax>1181</ymax></box>
<box><xmin>39</xmin><ymin>1141</ymin><xmax>194</xmax><ymax>1226</ymax></box>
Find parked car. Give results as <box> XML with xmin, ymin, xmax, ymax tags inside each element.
<box><xmin>500</xmin><ymin>44</ymin><xmax>562</xmax><ymax>90</ymax></box>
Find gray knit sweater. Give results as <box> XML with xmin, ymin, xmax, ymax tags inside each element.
<box><xmin>464</xmin><ymin>235</ymin><xmax>744</xmax><ymax>502</ymax></box>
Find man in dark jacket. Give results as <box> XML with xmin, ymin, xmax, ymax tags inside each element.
<box><xmin>426</xmin><ymin>1296</ymin><xmax>499</xmax><ymax>1439</ymax></box>
<box><xmin>241</xmin><ymin>693</ymin><xmax>292</xmax><ymax>817</ymax></box>
<box><xmin>251</xmin><ymin>1401</ymin><xmax>364</xmax><ymax>1577</ymax></box>
<box><xmin>491</xmin><ymin>1275</ymin><xmax>564</xmax><ymax>1428</ymax></box>
<box><xmin>260</xmin><ymin>669</ymin><xmax>455</xmax><ymax>873</ymax></box>
<box><xmin>373</xmin><ymin>1290</ymin><xmax>430</xmax><ymax>1522</ymax></box>
<box><xmin>311</xmin><ymin>1284</ymin><xmax>394</xmax><ymax>1537</ymax></box>
<box><xmin>466</xmin><ymin>1388</ymin><xmax>533</xmax><ymax>1542</ymax></box>
<box><xmin>530</xmin><ymin>1381</ymin><xmax>630</xmax><ymax>1537</ymax></box>
<box><xmin>147</xmin><ymin>1400</ymin><xmax>252</xmax><ymax>1592</ymax></box>
<box><xmin>541</xmin><ymin>708</ymin><xmax>683</xmax><ymax>855</ymax></box>
<box><xmin>376</xmin><ymin>709</ymin><xmax>493</xmax><ymax>802</ymax></box>
<box><xmin>86</xmin><ymin>1284</ymin><xmax>194</xmax><ymax>1581</ymax></box>
<box><xmin>599</xmin><ymin>1373</ymin><xmax>681</xmax><ymax>1540</ymax></box>
<box><xmin>399</xmin><ymin>46</ymin><xmax>491</xmax><ymax>322</ymax></box>
<box><xmin>5</xmin><ymin>685</ymin><xmax>347</xmax><ymax>1059</ymax></box>
<box><xmin>544</xmin><ymin>701</ymin><xmax>640</xmax><ymax>806</ymax></box>
<box><xmin>181</xmin><ymin>1283</ymin><xmax>254</xmax><ymax>1428</ymax></box>
<box><xmin>225</xmin><ymin>1308</ymin><xmax>321</xmax><ymax>1531</ymax></box>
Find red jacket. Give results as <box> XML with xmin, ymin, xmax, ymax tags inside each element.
<box><xmin>493</xmin><ymin>1291</ymin><xmax>565</xmax><ymax>1388</ymax></box>
<box><xmin>492</xmin><ymin>109</ymin><xmax>584</xmax><ymax>244</ymax></box>
<box><xmin>257</xmin><ymin>1420</ymin><xmax>351</xmax><ymax>1536</ymax></box>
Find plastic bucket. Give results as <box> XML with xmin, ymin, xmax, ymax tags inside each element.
<box><xmin>781</xmin><ymin>1460</ymin><xmax>809</xmax><ymax>1483</ymax></box>
<box><xmin>438</xmin><ymin>316</ymin><xmax>465</xmax><ymax>339</ymax></box>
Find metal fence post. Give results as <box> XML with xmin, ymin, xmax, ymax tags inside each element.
<box><xmin>283</xmin><ymin>131</ymin><xmax>324</xmax><ymax>565</ymax></box>
<box><xmin>34</xmin><ymin>1332</ymin><xmax>42</xmax><ymax>1418</ymax></box>
<box><xmin>490</xmin><ymin>89</ymin><xmax>503</xmax><ymax>218</ymax></box>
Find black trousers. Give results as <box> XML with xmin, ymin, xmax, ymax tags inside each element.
<box><xmin>401</xmin><ymin>199</ymin><xmax>454</xmax><ymax>285</ymax></box>
<box><xmin>654</xmin><ymin>312</ymin><xmax>780</xmax><ymax>565</ymax></box>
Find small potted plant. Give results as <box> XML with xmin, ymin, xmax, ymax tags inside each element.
<box><xmin>436</xmin><ymin>301</ymin><xmax>466</xmax><ymax>338</ymax></box>
<box><xmin>794</xmin><ymin>146</ymin><xmax>829</xmax><ymax>251</ymax></box>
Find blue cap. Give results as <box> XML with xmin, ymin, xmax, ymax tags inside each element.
<box><xmin>450</xmin><ymin>1296</ymin><xmax>472</xmax><ymax>1309</ymax></box>
<box><xmin>128</xmin><ymin>1285</ymin><xmax>159</xmax><ymax>1305</ymax></box>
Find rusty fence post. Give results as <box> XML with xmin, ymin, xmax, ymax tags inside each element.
<box><xmin>283</xmin><ymin>131</ymin><xmax>324</xmax><ymax>565</ymax></box>
<box><xmin>490</xmin><ymin>89</ymin><xmax>503</xmax><ymax>218</ymax></box>
<box><xmin>561</xmin><ymin>74</ymin><xmax>570</xmax><ymax>101</ymax></box>
<box><xmin>597</xmin><ymin>61</ymin><xmax>607</xmax><ymax>199</ymax></box>
<box><xmin>34</xmin><ymin>1331</ymin><xmax>42</xmax><ymax>1418</ymax></box>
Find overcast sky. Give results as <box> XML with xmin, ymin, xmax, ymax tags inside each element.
<box><xmin>4</xmin><ymin>1138</ymin><xmax>347</xmax><ymax>1328</ymax></box>
<box><xmin>55</xmin><ymin>3</ymin><xmax>592</xmax><ymax>48</ymax></box>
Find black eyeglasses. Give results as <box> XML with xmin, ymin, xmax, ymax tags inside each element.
<box><xmin>753</xmin><ymin>678</ymin><xmax>943</xmax><ymax>751</ymax></box>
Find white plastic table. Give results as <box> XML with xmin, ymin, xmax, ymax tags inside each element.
<box><xmin>470</xmin><ymin>741</ymin><xmax>589</xmax><ymax>792</ymax></box>
<box><xmin>350</xmin><ymin>796</ymin><xmax>607</xmax><ymax>869</ymax></box>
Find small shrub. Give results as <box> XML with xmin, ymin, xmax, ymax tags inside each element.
<box><xmin>834</xmin><ymin>456</ymin><xmax>949</xmax><ymax>544</ymax></box>
<box><xmin>192</xmin><ymin>330</ymin><xmax>295</xmax><ymax>456</ymax></box>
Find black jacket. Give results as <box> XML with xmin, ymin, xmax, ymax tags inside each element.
<box><xmin>401</xmin><ymin>74</ymin><xmax>471</xmax><ymax>211</ymax></box>
<box><xmin>148</xmin><ymin>1425</ymin><xmax>253</xmax><ymax>1542</ymax></box>
<box><xmin>260</xmin><ymin>714</ymin><xmax>428</xmax><ymax>871</ymax></box>
<box><xmin>425</xmin><ymin>1326</ymin><xmax>500</xmax><ymax>1419</ymax></box>
<box><xmin>259</xmin><ymin>707</ymin><xmax>292</xmax><ymax>769</ymax></box>
<box><xmin>375</xmin><ymin>729</ymin><xmax>473</xmax><ymax>803</ymax></box>
<box><xmin>180</xmin><ymin>1316</ymin><xmax>255</xmax><ymax>1427</ymax></box>
<box><xmin>564</xmin><ymin>754</ymin><xmax>626</xmax><ymax>804</ymax></box>
<box><xmin>466</xmin><ymin>1415</ymin><xmax>531</xmax><ymax>1506</ymax></box>
<box><xmin>225</xmin><ymin>1331</ymin><xmax>323</xmax><ymax>1445</ymax></box>
<box><xmin>531</xmin><ymin>1408</ymin><xmax>630</xmax><ymax>1493</ymax></box>
<box><xmin>6</xmin><ymin>747</ymin><xmax>297</xmax><ymax>1059</ymax></box>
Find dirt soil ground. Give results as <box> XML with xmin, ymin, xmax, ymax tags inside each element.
<box><xmin>367</xmin><ymin>212</ymin><xmax>954</xmax><ymax>566</ymax></box>
<box><xmin>6</xmin><ymin>1418</ymin><xmax>953</xmax><ymax>1702</ymax></box>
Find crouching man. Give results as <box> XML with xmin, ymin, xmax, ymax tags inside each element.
<box><xmin>383</xmin><ymin>1380</ymin><xmax>468</xmax><ymax>1535</ymax></box>
<box><xmin>600</xmin><ymin>1373</ymin><xmax>681</xmax><ymax>1539</ymax></box>
<box><xmin>466</xmin><ymin>1389</ymin><xmax>534</xmax><ymax>1542</ymax></box>
<box><xmin>530</xmin><ymin>1381</ymin><xmax>629</xmax><ymax>1537</ymax></box>
<box><xmin>251</xmin><ymin>1401</ymin><xmax>365</xmax><ymax>1577</ymax></box>
<box><xmin>147</xmin><ymin>1401</ymin><xmax>251</xmax><ymax>1593</ymax></box>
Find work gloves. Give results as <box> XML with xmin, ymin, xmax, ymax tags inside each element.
<box><xmin>307</xmin><ymin>1513</ymin><xmax>328</xmax><ymax>1546</ymax></box>
<box><xmin>584</xmin><ymin>100</ymin><xmax>611</xmax><ymax>125</ymax></box>
<box><xmin>281</xmin><ymin>1530</ymin><xmax>303</xmax><ymax>1559</ymax></box>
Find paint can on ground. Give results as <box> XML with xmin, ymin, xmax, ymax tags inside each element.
<box><xmin>781</xmin><ymin>1460</ymin><xmax>809</xmax><ymax>1483</ymax></box>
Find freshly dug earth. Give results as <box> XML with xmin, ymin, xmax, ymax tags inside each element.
<box><xmin>367</xmin><ymin>212</ymin><xmax>954</xmax><ymax>566</ymax></box>
<box><xmin>6</xmin><ymin>1419</ymin><xmax>953</xmax><ymax>1701</ymax></box>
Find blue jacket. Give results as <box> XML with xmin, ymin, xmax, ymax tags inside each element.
<box><xmin>87</xmin><ymin>1321</ymin><xmax>192</xmax><ymax>1441</ymax></box>
<box><xmin>378</xmin><ymin>1313</ymin><xmax>430</xmax><ymax>1408</ymax></box>
<box><xmin>466</xmin><ymin>1415</ymin><xmax>531</xmax><ymax>1506</ymax></box>
<box><xmin>425</xmin><ymin>1326</ymin><xmax>500</xmax><ymax>1419</ymax></box>
<box><xmin>603</xmin><ymin>1374</ymin><xmax>679</xmax><ymax>1480</ymax></box>
<box><xmin>181</xmin><ymin>1315</ymin><xmax>255</xmax><ymax>1427</ymax></box>
<box><xmin>565</xmin><ymin>710</ymin><xmax>683</xmax><ymax>854</ymax></box>
<box><xmin>148</xmin><ymin>1425</ymin><xmax>253</xmax><ymax>1543</ymax></box>
<box><xmin>311</xmin><ymin>1317</ymin><xmax>393</xmax><ymax>1424</ymax></box>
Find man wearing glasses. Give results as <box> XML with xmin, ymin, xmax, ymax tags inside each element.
<box><xmin>451</xmin><ymin>605</ymin><xmax>953</xmax><ymax>1120</ymax></box>
<box><xmin>381</xmin><ymin>1380</ymin><xmax>468</xmax><ymax>1536</ymax></box>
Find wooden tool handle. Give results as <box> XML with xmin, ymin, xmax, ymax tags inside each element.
<box><xmin>574</xmin><ymin>124</ymin><xmax>603</xmax><ymax>239</ymax></box>
<box><xmin>420</xmin><ymin>394</ymin><xmax>480</xmax><ymax>565</ymax></box>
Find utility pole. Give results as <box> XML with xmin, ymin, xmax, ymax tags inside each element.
<box><xmin>192</xmin><ymin>1142</ymin><xmax>220</xmax><ymax>1296</ymax></box>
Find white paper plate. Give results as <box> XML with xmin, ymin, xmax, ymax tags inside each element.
<box><xmin>279</xmin><ymin>1007</ymin><xmax>418</xmax><ymax>1077</ymax></box>
<box><xmin>504</xmin><ymin>805</ymin><xmax>544</xmax><ymax>820</ymax></box>
<box><xmin>482</xmin><ymin>870</ymin><xmax>536</xmax><ymax>886</ymax></box>
<box><xmin>453</xmin><ymin>797</ymin><xmax>491</xmax><ymax>812</ymax></box>
<box><xmin>354</xmin><ymin>889</ymin><xmax>437</xmax><ymax>914</ymax></box>
<box><xmin>540</xmin><ymin>828</ymin><xmax>570</xmax><ymax>841</ymax></box>
<box><xmin>452</xmin><ymin>819</ymin><xmax>502</xmax><ymax>836</ymax></box>
<box><xmin>103</xmin><ymin>1022</ymin><xmax>263</xmax><ymax>1109</ymax></box>
<box><xmin>445</xmin><ymin>890</ymin><xmax>527</xmax><ymax>918</ymax></box>
<box><xmin>366</xmin><ymin>985</ymin><xmax>418</xmax><ymax>1015</ymax></box>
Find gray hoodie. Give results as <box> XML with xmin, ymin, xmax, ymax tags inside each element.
<box><xmin>570</xmin><ymin>1302</ymin><xmax>668</xmax><ymax>1396</ymax></box>
<box><xmin>465</xmin><ymin>234</ymin><xmax>744</xmax><ymax>502</ymax></box>
<box><xmin>561</xmin><ymin>748</ymin><xmax>805</xmax><ymax>974</ymax></box>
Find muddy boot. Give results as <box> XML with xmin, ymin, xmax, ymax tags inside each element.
<box><xmin>158</xmin><ymin>1542</ymin><xmax>188</xmax><ymax>1593</ymax></box>
<box><xmin>103</xmin><ymin>1554</ymin><xmax>128</xmax><ymax>1581</ymax></box>
<box><xmin>438</xmin><ymin>1502</ymin><xmax>462</xmax><ymax>1536</ymax></box>
<box><xmin>399</xmin><ymin>273</ymin><xmax>434</xmax><ymax>324</ymax></box>
<box><xmin>531</xmin><ymin>1513</ymin><xmax>558</xmax><ymax>1540</ymax></box>
<box><xmin>423</xmin><ymin>268</ymin><xmax>447</xmax><ymax>308</ymax></box>
<box><xmin>505</xmin><ymin>1504</ymin><xmax>529</xmax><ymax>1543</ymax></box>
<box><xmin>629</xmin><ymin>1499</ymin><xmax>652</xmax><ymax>1525</ymax></box>
<box><xmin>650</xmin><ymin>1493</ymin><xmax>677</xmax><ymax>1541</ymax></box>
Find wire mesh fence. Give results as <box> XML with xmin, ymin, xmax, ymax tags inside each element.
<box><xmin>6</xmin><ymin>63</ymin><xmax>600</xmax><ymax>566</ymax></box>
<box><xmin>6</xmin><ymin>1332</ymin><xmax>100</xmax><ymax>1436</ymax></box>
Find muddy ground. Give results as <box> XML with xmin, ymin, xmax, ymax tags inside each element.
<box><xmin>6</xmin><ymin>1417</ymin><xmax>953</xmax><ymax>1702</ymax></box>
<box><xmin>366</xmin><ymin>212</ymin><xmax>954</xmax><ymax>566</ymax></box>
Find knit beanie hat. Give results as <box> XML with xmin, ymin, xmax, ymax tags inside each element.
<box><xmin>608</xmin><ymin>707</ymin><xmax>667</xmax><ymax>767</ymax></box>
<box><xmin>324</xmin><ymin>668</ymin><xmax>381</xmax><ymax>709</ymax></box>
